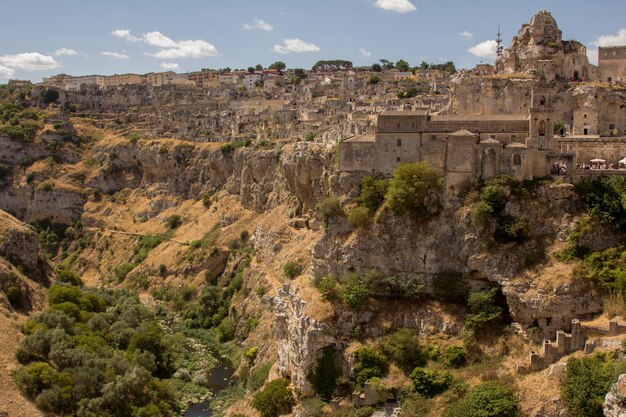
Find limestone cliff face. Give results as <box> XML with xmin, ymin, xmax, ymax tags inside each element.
<box><xmin>604</xmin><ymin>374</ymin><xmax>626</xmax><ymax>417</ymax></box>
<box><xmin>311</xmin><ymin>183</ymin><xmax>602</xmax><ymax>338</ymax></box>
<box><xmin>0</xmin><ymin>185</ymin><xmax>86</xmax><ymax>225</ymax></box>
<box><xmin>448</xmin><ymin>74</ymin><xmax>536</xmax><ymax>115</ymax></box>
<box><xmin>497</xmin><ymin>11</ymin><xmax>564</xmax><ymax>75</ymax></box>
<box><xmin>86</xmin><ymin>140</ymin><xmax>338</xmax><ymax>214</ymax></box>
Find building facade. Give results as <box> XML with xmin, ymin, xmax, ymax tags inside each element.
<box><xmin>599</xmin><ymin>46</ymin><xmax>626</xmax><ymax>83</ymax></box>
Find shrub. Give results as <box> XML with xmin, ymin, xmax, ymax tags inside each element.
<box><xmin>166</xmin><ymin>215</ymin><xmax>182</xmax><ymax>229</ymax></box>
<box><xmin>339</xmin><ymin>275</ymin><xmax>370</xmax><ymax>310</ymax></box>
<box><xmin>244</xmin><ymin>347</ymin><xmax>258</xmax><ymax>364</ymax></box>
<box><xmin>441</xmin><ymin>345</ymin><xmax>467</xmax><ymax>368</ymax></box>
<box><xmin>358</xmin><ymin>176</ymin><xmax>389</xmax><ymax>212</ymax></box>
<box><xmin>48</xmin><ymin>284</ymin><xmax>81</xmax><ymax>306</ymax></box>
<box><xmin>6</xmin><ymin>285</ymin><xmax>24</xmax><ymax>307</ymax></box>
<box><xmin>469</xmin><ymin>201</ymin><xmax>493</xmax><ymax>229</ymax></box>
<box><xmin>368</xmin><ymin>75</ymin><xmax>381</xmax><ymax>85</ymax></box>
<box><xmin>41</xmin><ymin>89</ymin><xmax>59</xmax><ymax>104</ymax></box>
<box><xmin>381</xmin><ymin>329</ymin><xmax>427</xmax><ymax>375</ymax></box>
<box><xmin>304</xmin><ymin>132</ymin><xmax>315</xmax><ymax>142</ymax></box>
<box><xmin>561</xmin><ymin>353</ymin><xmax>620</xmax><ymax>417</ymax></box>
<box><xmin>115</xmin><ymin>263</ymin><xmax>134</xmax><ymax>282</ymax></box>
<box><xmin>282</xmin><ymin>261</ymin><xmax>303</xmax><ymax>279</ymax></box>
<box><xmin>362</xmin><ymin>270</ymin><xmax>425</xmax><ymax>300</ymax></box>
<box><xmin>353</xmin><ymin>346</ymin><xmax>387</xmax><ymax>386</ymax></box>
<box><xmin>385</xmin><ymin>162</ymin><xmax>442</xmax><ymax>216</ymax></box>
<box><xmin>410</xmin><ymin>367</ymin><xmax>453</xmax><ymax>398</ymax></box>
<box><xmin>38</xmin><ymin>181</ymin><xmax>54</xmax><ymax>191</ymax></box>
<box><xmin>578</xmin><ymin>176</ymin><xmax>626</xmax><ymax>231</ymax></box>
<box><xmin>317</xmin><ymin>196</ymin><xmax>342</xmax><ymax>226</ymax></box>
<box><xmin>220</xmin><ymin>140</ymin><xmax>252</xmax><ymax>153</ymax></box>
<box><xmin>252</xmin><ymin>378</ymin><xmax>295</xmax><ymax>417</ymax></box>
<box><xmin>317</xmin><ymin>277</ymin><xmax>339</xmax><ymax>300</ymax></box>
<box><xmin>127</xmin><ymin>134</ymin><xmax>139</xmax><ymax>144</ymax></box>
<box><xmin>57</xmin><ymin>269</ymin><xmax>83</xmax><ymax>286</ymax></box>
<box><xmin>480</xmin><ymin>185</ymin><xmax>508</xmax><ymax>213</ymax></box>
<box><xmin>432</xmin><ymin>271</ymin><xmax>468</xmax><ymax>304</ymax></box>
<box><xmin>495</xmin><ymin>215</ymin><xmax>529</xmax><ymax>243</ymax></box>
<box><xmin>348</xmin><ymin>206</ymin><xmax>372</xmax><ymax>228</ymax></box>
<box><xmin>443</xmin><ymin>381</ymin><xmax>519</xmax><ymax>417</ymax></box>
<box><xmin>218</xmin><ymin>316</ymin><xmax>236</xmax><ymax>342</ymax></box>
<box><xmin>464</xmin><ymin>288</ymin><xmax>502</xmax><ymax>333</ymax></box>
<box><xmin>308</xmin><ymin>346</ymin><xmax>342</xmax><ymax>400</ymax></box>
<box><xmin>0</xmin><ymin>163</ymin><xmax>9</xmax><ymax>180</ymax></box>
<box><xmin>240</xmin><ymin>229</ymin><xmax>249</xmax><ymax>241</ymax></box>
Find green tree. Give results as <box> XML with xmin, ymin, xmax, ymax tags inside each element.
<box><xmin>317</xmin><ymin>196</ymin><xmax>342</xmax><ymax>226</ymax></box>
<box><xmin>396</xmin><ymin>59</ymin><xmax>410</xmax><ymax>72</ymax></box>
<box><xmin>381</xmin><ymin>329</ymin><xmax>427</xmax><ymax>374</ymax></box>
<box><xmin>269</xmin><ymin>61</ymin><xmax>286</xmax><ymax>72</ymax></box>
<box><xmin>348</xmin><ymin>206</ymin><xmax>373</xmax><ymax>228</ymax></box>
<box><xmin>308</xmin><ymin>347</ymin><xmax>342</xmax><ymax>401</ymax></box>
<box><xmin>252</xmin><ymin>378</ymin><xmax>295</xmax><ymax>417</ymax></box>
<box><xmin>385</xmin><ymin>162</ymin><xmax>442</xmax><ymax>216</ymax></box>
<box><xmin>561</xmin><ymin>353</ymin><xmax>619</xmax><ymax>417</ymax></box>
<box><xmin>353</xmin><ymin>346</ymin><xmax>387</xmax><ymax>385</ymax></box>
<box><xmin>358</xmin><ymin>175</ymin><xmax>389</xmax><ymax>212</ymax></box>
<box><xmin>371</xmin><ymin>63</ymin><xmax>382</xmax><ymax>72</ymax></box>
<box><xmin>444</xmin><ymin>381</ymin><xmax>519</xmax><ymax>417</ymax></box>
<box><xmin>464</xmin><ymin>288</ymin><xmax>502</xmax><ymax>332</ymax></box>
<box><xmin>410</xmin><ymin>367</ymin><xmax>453</xmax><ymax>398</ymax></box>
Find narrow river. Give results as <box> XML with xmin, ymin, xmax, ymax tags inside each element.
<box><xmin>183</xmin><ymin>359</ymin><xmax>235</xmax><ymax>417</ymax></box>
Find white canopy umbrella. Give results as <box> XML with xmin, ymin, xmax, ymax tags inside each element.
<box><xmin>619</xmin><ymin>157</ymin><xmax>626</xmax><ymax>165</ymax></box>
<box><xmin>591</xmin><ymin>158</ymin><xmax>606</xmax><ymax>163</ymax></box>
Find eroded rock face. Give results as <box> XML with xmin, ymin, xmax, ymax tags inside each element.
<box><xmin>498</xmin><ymin>11</ymin><xmax>564</xmax><ymax>75</ymax></box>
<box><xmin>604</xmin><ymin>374</ymin><xmax>626</xmax><ymax>417</ymax></box>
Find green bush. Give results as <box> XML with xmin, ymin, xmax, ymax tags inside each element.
<box><xmin>317</xmin><ymin>196</ymin><xmax>342</xmax><ymax>226</ymax></box>
<box><xmin>339</xmin><ymin>275</ymin><xmax>370</xmax><ymax>310</ymax></box>
<box><xmin>578</xmin><ymin>176</ymin><xmax>626</xmax><ymax>231</ymax></box>
<box><xmin>244</xmin><ymin>347</ymin><xmax>258</xmax><ymax>364</ymax></box>
<box><xmin>361</xmin><ymin>270</ymin><xmax>425</xmax><ymax>300</ymax></box>
<box><xmin>469</xmin><ymin>201</ymin><xmax>493</xmax><ymax>229</ymax></box>
<box><xmin>353</xmin><ymin>346</ymin><xmax>387</xmax><ymax>386</ymax></box>
<box><xmin>6</xmin><ymin>285</ymin><xmax>24</xmax><ymax>307</ymax></box>
<box><xmin>432</xmin><ymin>271</ymin><xmax>468</xmax><ymax>304</ymax></box>
<box><xmin>579</xmin><ymin>247</ymin><xmax>626</xmax><ymax>295</ymax></box>
<box><xmin>282</xmin><ymin>261</ymin><xmax>303</xmax><ymax>279</ymax></box>
<box><xmin>561</xmin><ymin>353</ymin><xmax>621</xmax><ymax>417</ymax></box>
<box><xmin>495</xmin><ymin>215</ymin><xmax>529</xmax><ymax>243</ymax></box>
<box><xmin>218</xmin><ymin>316</ymin><xmax>236</xmax><ymax>342</ymax></box>
<box><xmin>127</xmin><ymin>134</ymin><xmax>139</xmax><ymax>144</ymax></box>
<box><xmin>252</xmin><ymin>378</ymin><xmax>294</xmax><ymax>417</ymax></box>
<box><xmin>443</xmin><ymin>381</ymin><xmax>519</xmax><ymax>417</ymax></box>
<box><xmin>57</xmin><ymin>269</ymin><xmax>83</xmax><ymax>286</ymax></box>
<box><xmin>464</xmin><ymin>288</ymin><xmax>502</xmax><ymax>333</ymax></box>
<box><xmin>115</xmin><ymin>263</ymin><xmax>134</xmax><ymax>282</ymax></box>
<box><xmin>358</xmin><ymin>176</ymin><xmax>389</xmax><ymax>212</ymax></box>
<box><xmin>166</xmin><ymin>214</ymin><xmax>182</xmax><ymax>229</ymax></box>
<box><xmin>48</xmin><ymin>284</ymin><xmax>81</xmax><ymax>306</ymax></box>
<box><xmin>381</xmin><ymin>329</ymin><xmax>427</xmax><ymax>375</ymax></box>
<box><xmin>385</xmin><ymin>162</ymin><xmax>442</xmax><ymax>216</ymax></box>
<box><xmin>41</xmin><ymin>89</ymin><xmax>59</xmax><ymax>104</ymax></box>
<box><xmin>220</xmin><ymin>140</ymin><xmax>252</xmax><ymax>153</ymax></box>
<box><xmin>441</xmin><ymin>345</ymin><xmax>467</xmax><ymax>368</ymax></box>
<box><xmin>38</xmin><ymin>181</ymin><xmax>53</xmax><ymax>191</ymax></box>
<box><xmin>410</xmin><ymin>367</ymin><xmax>453</xmax><ymax>398</ymax></box>
<box><xmin>316</xmin><ymin>277</ymin><xmax>339</xmax><ymax>300</ymax></box>
<box><xmin>0</xmin><ymin>163</ymin><xmax>9</xmax><ymax>180</ymax></box>
<box><xmin>480</xmin><ymin>185</ymin><xmax>508</xmax><ymax>213</ymax></box>
<box><xmin>348</xmin><ymin>206</ymin><xmax>373</xmax><ymax>228</ymax></box>
<box><xmin>308</xmin><ymin>346</ymin><xmax>342</xmax><ymax>400</ymax></box>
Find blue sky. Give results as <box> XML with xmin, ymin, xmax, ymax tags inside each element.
<box><xmin>2</xmin><ymin>0</ymin><xmax>626</xmax><ymax>81</ymax></box>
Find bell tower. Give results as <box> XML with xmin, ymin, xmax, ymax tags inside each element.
<box><xmin>529</xmin><ymin>85</ymin><xmax>555</xmax><ymax>151</ymax></box>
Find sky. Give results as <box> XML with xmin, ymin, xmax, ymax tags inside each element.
<box><xmin>2</xmin><ymin>0</ymin><xmax>626</xmax><ymax>82</ymax></box>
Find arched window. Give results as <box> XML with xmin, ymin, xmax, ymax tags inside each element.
<box><xmin>539</xmin><ymin>96</ymin><xmax>546</xmax><ymax>106</ymax></box>
<box><xmin>538</xmin><ymin>120</ymin><xmax>546</xmax><ymax>136</ymax></box>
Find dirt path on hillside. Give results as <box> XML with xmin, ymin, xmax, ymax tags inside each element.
<box><xmin>0</xmin><ymin>314</ymin><xmax>43</xmax><ymax>417</ymax></box>
<box><xmin>83</xmin><ymin>227</ymin><xmax>189</xmax><ymax>245</ymax></box>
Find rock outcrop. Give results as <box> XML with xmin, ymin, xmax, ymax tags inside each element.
<box><xmin>604</xmin><ymin>374</ymin><xmax>626</xmax><ymax>417</ymax></box>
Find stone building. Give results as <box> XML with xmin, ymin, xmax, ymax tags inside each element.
<box><xmin>599</xmin><ymin>46</ymin><xmax>626</xmax><ymax>83</ymax></box>
<box><xmin>339</xmin><ymin>87</ymin><xmax>571</xmax><ymax>195</ymax></box>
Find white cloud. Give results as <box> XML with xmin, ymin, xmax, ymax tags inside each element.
<box><xmin>111</xmin><ymin>29</ymin><xmax>142</xmax><ymax>42</ymax></box>
<box><xmin>373</xmin><ymin>0</ymin><xmax>416</xmax><ymax>14</ymax></box>
<box><xmin>243</xmin><ymin>18</ymin><xmax>273</xmax><ymax>31</ymax></box>
<box><xmin>469</xmin><ymin>40</ymin><xmax>498</xmax><ymax>58</ymax></box>
<box><xmin>0</xmin><ymin>52</ymin><xmax>59</xmax><ymax>71</ymax></box>
<box><xmin>0</xmin><ymin>65</ymin><xmax>14</xmax><ymax>79</ymax></box>
<box><xmin>161</xmin><ymin>62</ymin><xmax>179</xmax><ymax>70</ymax></box>
<box><xmin>273</xmin><ymin>38</ymin><xmax>320</xmax><ymax>54</ymax></box>
<box><xmin>588</xmin><ymin>28</ymin><xmax>626</xmax><ymax>65</ymax></box>
<box><xmin>54</xmin><ymin>48</ymin><xmax>80</xmax><ymax>56</ymax></box>
<box><xmin>112</xmin><ymin>29</ymin><xmax>218</xmax><ymax>59</ymax></box>
<box><xmin>591</xmin><ymin>29</ymin><xmax>626</xmax><ymax>48</ymax></box>
<box><xmin>101</xmin><ymin>51</ymin><xmax>129</xmax><ymax>60</ymax></box>
<box><xmin>359</xmin><ymin>48</ymin><xmax>372</xmax><ymax>57</ymax></box>
<box><xmin>459</xmin><ymin>31</ymin><xmax>474</xmax><ymax>39</ymax></box>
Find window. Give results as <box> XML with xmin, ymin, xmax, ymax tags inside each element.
<box><xmin>511</xmin><ymin>135</ymin><xmax>516</xmax><ymax>142</ymax></box>
<box><xmin>397</xmin><ymin>139</ymin><xmax>402</xmax><ymax>147</ymax></box>
<box><xmin>396</xmin><ymin>122</ymin><xmax>401</xmax><ymax>130</ymax></box>
<box><xmin>584</xmin><ymin>114</ymin><xmax>587</xmax><ymax>119</ymax></box>
<box><xmin>431</xmin><ymin>135</ymin><xmax>436</xmax><ymax>140</ymax></box>
<box><xmin>538</xmin><ymin>120</ymin><xmax>546</xmax><ymax>136</ymax></box>
<box><xmin>513</xmin><ymin>154</ymin><xmax>522</xmax><ymax>166</ymax></box>
<box><xmin>412</xmin><ymin>122</ymin><xmax>416</xmax><ymax>129</ymax></box>
<box><xmin>396</xmin><ymin>157</ymin><xmax>400</xmax><ymax>162</ymax></box>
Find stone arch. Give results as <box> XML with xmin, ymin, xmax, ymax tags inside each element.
<box><xmin>538</xmin><ymin>120</ymin><xmax>546</xmax><ymax>136</ymax></box>
<box><xmin>481</xmin><ymin>147</ymin><xmax>497</xmax><ymax>179</ymax></box>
